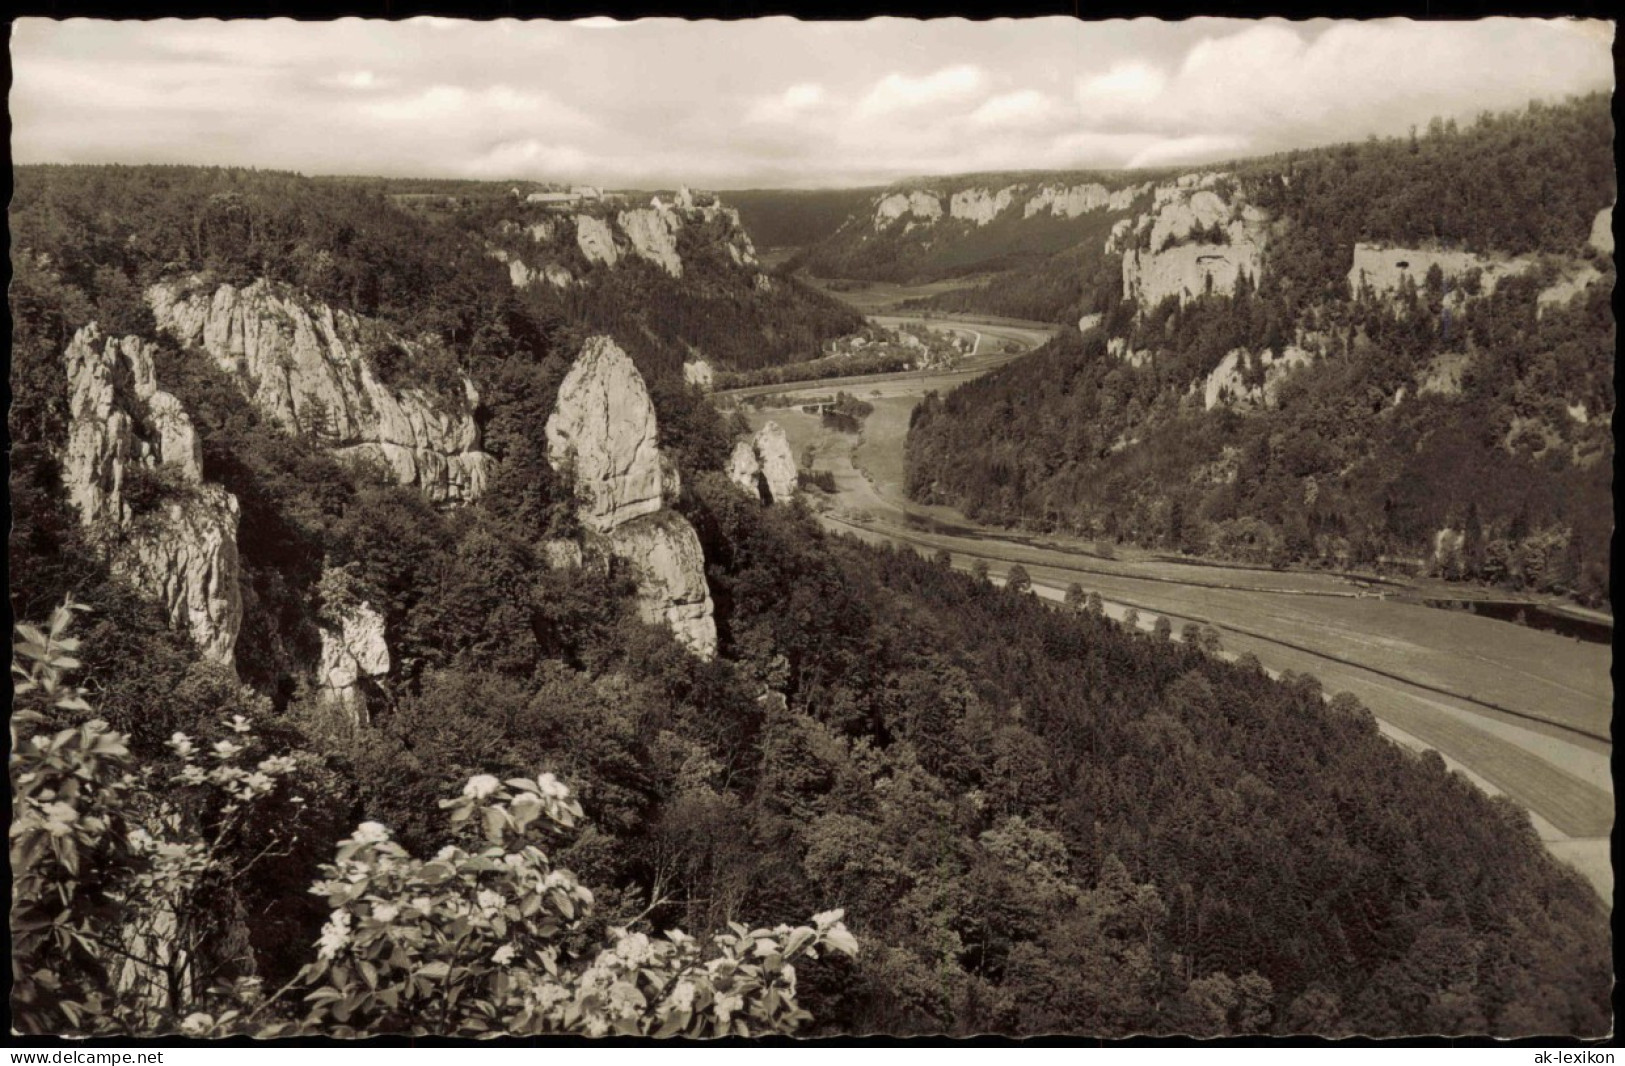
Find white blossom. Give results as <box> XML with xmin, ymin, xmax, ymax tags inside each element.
<box><xmin>463</xmin><ymin>774</ymin><xmax>501</xmax><ymax>800</ymax></box>
<box><xmin>350</xmin><ymin>821</ymin><xmax>391</xmax><ymax>845</ymax></box>
<box><xmin>492</xmin><ymin>944</ymin><xmax>516</xmax><ymax>966</ymax></box>
<box><xmin>537</xmin><ymin>772</ymin><xmax>570</xmax><ymax>799</ymax></box>
<box><xmin>316</xmin><ymin>910</ymin><xmax>352</xmax><ymax>960</ymax></box>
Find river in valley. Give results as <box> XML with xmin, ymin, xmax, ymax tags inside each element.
<box><xmin>728</xmin><ymin>308</ymin><xmax>1615</xmax><ymax>900</ymax></box>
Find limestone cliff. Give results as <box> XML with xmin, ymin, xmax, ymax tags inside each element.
<box><xmin>147</xmin><ymin>278</ymin><xmax>494</xmax><ymax>505</ymax></box>
<box><xmin>1113</xmin><ymin>174</ymin><xmax>1269</xmax><ymax>310</ymax></box>
<box><xmin>727</xmin><ymin>421</ymin><xmax>797</xmax><ymax>505</ymax></box>
<box><xmin>545</xmin><ymin>337</ymin><xmax>669</xmax><ymax>534</ymax></box>
<box><xmin>683</xmin><ymin>359</ymin><xmax>715</xmax><ymax>389</ymax></box>
<box><xmin>1202</xmin><ymin>347</ymin><xmax>1313</xmax><ymax>411</ymax></box>
<box><xmin>1024</xmin><ymin>182</ymin><xmax>1145</xmax><ymax>219</ymax></box>
<box><xmin>874</xmin><ymin>190</ymin><xmax>944</xmax><ymax>228</ymax></box>
<box><xmin>63</xmin><ymin>325</ymin><xmax>243</xmax><ymax>668</ymax></box>
<box><xmin>948</xmin><ymin>186</ymin><xmax>1017</xmax><ymax>226</ymax></box>
<box><xmin>1347</xmin><ymin>244</ymin><xmax>1534</xmax><ymax>302</ymax></box>
<box><xmin>1588</xmin><ymin>203</ymin><xmax>1613</xmax><ymax>255</ymax></box>
<box><xmin>617</xmin><ymin>206</ymin><xmax>685</xmax><ymax>277</ymax></box>
<box><xmin>545</xmin><ymin>336</ymin><xmax>718</xmax><ymax>657</ymax></box>
<box><xmin>315</xmin><ymin>596</ymin><xmax>390</xmax><ymax>728</ymax></box>
<box><xmin>498</xmin><ymin>194</ymin><xmax>761</xmax><ymax>287</ymax></box>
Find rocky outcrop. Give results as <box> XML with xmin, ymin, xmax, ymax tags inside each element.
<box><xmin>576</xmin><ymin>214</ymin><xmax>621</xmax><ymax>267</ymax></box>
<box><xmin>948</xmin><ymin>186</ymin><xmax>1017</xmax><ymax>225</ymax></box>
<box><xmin>558</xmin><ymin>197</ymin><xmax>756</xmax><ymax>278</ymax></box>
<box><xmin>1203</xmin><ymin>347</ymin><xmax>1312</xmax><ymax>411</ymax></box>
<box><xmin>1347</xmin><ymin>244</ymin><xmax>1534</xmax><ymax>302</ymax></box>
<box><xmin>1123</xmin><ymin>241</ymin><xmax>1266</xmax><ymax>309</ymax></box>
<box><xmin>874</xmin><ymin>191</ymin><xmax>943</xmax><ymax>228</ymax></box>
<box><xmin>492</xmin><ymin>248</ymin><xmax>574</xmax><ymax>290</ymax></box>
<box><xmin>315</xmin><ymin>598</ymin><xmax>389</xmax><ymax>728</ymax></box>
<box><xmin>1115</xmin><ymin>176</ymin><xmax>1268</xmax><ymax>310</ymax></box>
<box><xmin>545</xmin><ymin>337</ymin><xmax>668</xmax><ymax>533</ymax></box>
<box><xmin>1106</xmin><ymin>337</ymin><xmax>1152</xmax><ymax>368</ymax></box>
<box><xmin>603</xmin><ymin>511</ymin><xmax>717</xmax><ymax>653</ymax></box>
<box><xmin>618</xmin><ymin>206</ymin><xmax>685</xmax><ymax>277</ymax></box>
<box><xmin>1433</xmin><ymin>528</ymin><xmax>1465</xmax><ymax>569</ymax></box>
<box><xmin>63</xmin><ymin>325</ymin><xmax>242</xmax><ymax>667</ymax></box>
<box><xmin>545</xmin><ymin>336</ymin><xmax>717</xmax><ymax>657</ymax></box>
<box><xmin>728</xmin><ymin>422</ymin><xmax>797</xmax><ymax>505</ymax></box>
<box><xmin>146</xmin><ymin>279</ymin><xmax>494</xmax><ymax>505</ymax></box>
<box><xmin>1025</xmin><ymin>182</ymin><xmax>1145</xmax><ymax>219</ymax></box>
<box><xmin>1588</xmin><ymin>204</ymin><xmax>1613</xmax><ymax>254</ymax></box>
<box><xmin>1537</xmin><ymin>264</ymin><xmax>1604</xmax><ymax>313</ymax></box>
<box><xmin>683</xmin><ymin>359</ymin><xmax>715</xmax><ymax>389</ymax></box>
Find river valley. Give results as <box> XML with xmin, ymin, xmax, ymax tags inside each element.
<box><xmin>729</xmin><ymin>299</ymin><xmax>1614</xmax><ymax>900</ymax></box>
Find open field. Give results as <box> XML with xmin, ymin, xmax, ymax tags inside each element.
<box><xmin>739</xmin><ymin>311</ymin><xmax>1614</xmax><ymax>899</ymax></box>
<box><xmin>801</xmin><ymin>275</ymin><xmax>988</xmax><ymax>313</ymax></box>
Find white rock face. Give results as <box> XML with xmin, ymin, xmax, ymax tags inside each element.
<box><xmin>949</xmin><ymin>186</ymin><xmax>1017</xmax><ymax>225</ymax></box>
<box><xmin>1203</xmin><ymin>347</ymin><xmax>1313</xmax><ymax>411</ymax></box>
<box><xmin>147</xmin><ymin>279</ymin><xmax>494</xmax><ymax>505</ymax></box>
<box><xmin>1434</xmin><ymin>527</ymin><xmax>1465</xmax><ymax>567</ymax></box>
<box><xmin>754</xmin><ymin>423</ymin><xmax>798</xmax><ymax>503</ymax></box>
<box><xmin>683</xmin><ymin>359</ymin><xmax>715</xmax><ymax>389</ymax></box>
<box><xmin>603</xmin><ymin>511</ymin><xmax>717</xmax><ymax>656</ymax></box>
<box><xmin>545</xmin><ymin>337</ymin><xmax>666</xmax><ymax>533</ymax></box>
<box><xmin>728</xmin><ymin>439</ymin><xmax>765</xmax><ymax>498</ymax></box>
<box><xmin>1116</xmin><ymin>177</ymin><xmax>1268</xmax><ymax>310</ymax></box>
<box><xmin>1589</xmin><ymin>204</ymin><xmax>1613</xmax><ymax>254</ymax></box>
<box><xmin>546</xmin><ymin>336</ymin><xmax>717</xmax><ymax>657</ymax></box>
<box><xmin>874</xmin><ymin>190</ymin><xmax>943</xmax><ymax>228</ymax></box>
<box><xmin>1537</xmin><ymin>264</ymin><xmax>1603</xmax><ymax>313</ymax></box>
<box><xmin>1347</xmin><ymin>244</ymin><xmax>1534</xmax><ymax>302</ymax></box>
<box><xmin>63</xmin><ymin>325</ymin><xmax>242</xmax><ymax>668</ymax></box>
<box><xmin>540</xmin><ymin>538</ymin><xmax>585</xmax><ymax>570</ymax></box>
<box><xmin>316</xmin><ymin>598</ymin><xmax>389</xmax><ymax>728</ymax></box>
<box><xmin>1025</xmin><ymin>182</ymin><xmax>1146</xmax><ymax>219</ymax></box>
<box><xmin>728</xmin><ymin>422</ymin><xmax>797</xmax><ymax>505</ymax></box>
<box><xmin>493</xmin><ymin>249</ymin><xmax>575</xmax><ymax>290</ymax></box>
<box><xmin>618</xmin><ymin>206</ymin><xmax>685</xmax><ymax>277</ymax></box>
<box><xmin>576</xmin><ymin>214</ymin><xmax>622</xmax><ymax>267</ymax></box>
<box><xmin>1124</xmin><ymin>241</ymin><xmax>1265</xmax><ymax>309</ymax></box>
<box><xmin>1077</xmin><ymin>313</ymin><xmax>1103</xmax><ymax>334</ymax></box>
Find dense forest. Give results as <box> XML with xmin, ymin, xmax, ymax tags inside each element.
<box><xmin>723</xmin><ymin>188</ymin><xmax>881</xmax><ymax>251</ymax></box>
<box><xmin>907</xmin><ymin>95</ymin><xmax>1615</xmax><ymax>604</ymax></box>
<box><xmin>9</xmin><ymin>155</ymin><xmax>1613</xmax><ymax>1037</ymax></box>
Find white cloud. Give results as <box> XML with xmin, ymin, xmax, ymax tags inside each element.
<box><xmin>361</xmin><ymin>85</ymin><xmax>592</xmax><ymax>129</ymax></box>
<box><xmin>321</xmin><ymin>69</ymin><xmax>383</xmax><ymax>90</ymax></box>
<box><xmin>968</xmin><ymin>89</ymin><xmax>1062</xmax><ymax>129</ymax></box>
<box><xmin>1080</xmin><ymin>19</ymin><xmax>1615</xmax><ymax>151</ymax></box>
<box><xmin>856</xmin><ymin>64</ymin><xmax>985</xmax><ymax>118</ymax></box>
<box><xmin>1075</xmin><ymin>62</ymin><xmax>1168</xmax><ymax>116</ymax></box>
<box><xmin>1126</xmin><ymin>134</ymin><xmax>1252</xmax><ymax>169</ymax></box>
<box><xmin>745</xmin><ymin>82</ymin><xmax>829</xmax><ymax>123</ymax></box>
<box><xmin>466</xmin><ymin>139</ymin><xmax>595</xmax><ymax>178</ymax></box>
<box><xmin>8</xmin><ymin>18</ymin><xmax>1612</xmax><ymax>188</ymax></box>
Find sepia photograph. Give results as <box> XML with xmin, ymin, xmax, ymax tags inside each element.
<box><xmin>7</xmin><ymin>11</ymin><xmax>1616</xmax><ymax>1043</ymax></box>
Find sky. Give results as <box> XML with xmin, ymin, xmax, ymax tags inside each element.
<box><xmin>10</xmin><ymin>17</ymin><xmax>1616</xmax><ymax>189</ymax></box>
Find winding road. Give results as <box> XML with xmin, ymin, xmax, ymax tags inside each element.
<box><xmin>733</xmin><ymin>311</ymin><xmax>1614</xmax><ymax>900</ymax></box>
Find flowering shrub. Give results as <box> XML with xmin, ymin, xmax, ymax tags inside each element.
<box><xmin>12</xmin><ymin>604</ymin><xmax>858</xmax><ymax>1038</ymax></box>
<box><xmin>275</xmin><ymin>770</ymin><xmax>858</xmax><ymax>1037</ymax></box>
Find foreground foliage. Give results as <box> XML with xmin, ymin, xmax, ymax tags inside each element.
<box><xmin>11</xmin><ymin>604</ymin><xmax>856</xmax><ymax>1037</ymax></box>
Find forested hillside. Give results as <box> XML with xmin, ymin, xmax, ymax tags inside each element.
<box><xmin>792</xmin><ymin>169</ymin><xmax>1164</xmax><ymax>321</ymax></box>
<box><xmin>9</xmin><ymin>155</ymin><xmax>1612</xmax><ymax>1038</ymax></box>
<box><xmin>907</xmin><ymin>95</ymin><xmax>1615</xmax><ymax>605</ymax></box>
<box><xmin>723</xmin><ymin>187</ymin><xmax>880</xmax><ymax>251</ymax></box>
